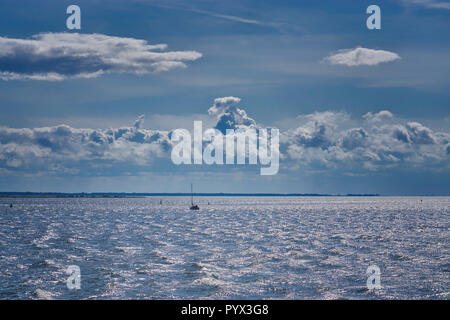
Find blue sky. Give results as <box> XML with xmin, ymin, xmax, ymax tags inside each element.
<box><xmin>0</xmin><ymin>0</ymin><xmax>449</xmax><ymax>194</ymax></box>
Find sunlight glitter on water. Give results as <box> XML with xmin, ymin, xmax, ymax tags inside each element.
<box><xmin>0</xmin><ymin>197</ymin><xmax>448</xmax><ymax>299</ymax></box>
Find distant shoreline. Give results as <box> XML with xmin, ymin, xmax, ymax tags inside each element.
<box><xmin>1</xmin><ymin>192</ymin><xmax>380</xmax><ymax>198</ymax></box>
<box><xmin>0</xmin><ymin>193</ymin><xmax>446</xmax><ymax>198</ymax></box>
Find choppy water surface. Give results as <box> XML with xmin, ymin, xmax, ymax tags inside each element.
<box><xmin>0</xmin><ymin>197</ymin><xmax>448</xmax><ymax>299</ymax></box>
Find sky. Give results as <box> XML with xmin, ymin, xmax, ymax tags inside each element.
<box><xmin>0</xmin><ymin>0</ymin><xmax>449</xmax><ymax>195</ymax></box>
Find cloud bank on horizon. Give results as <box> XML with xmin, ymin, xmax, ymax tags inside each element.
<box><xmin>0</xmin><ymin>33</ymin><xmax>202</xmax><ymax>81</ymax></box>
<box><xmin>0</xmin><ymin>97</ymin><xmax>449</xmax><ymax>178</ymax></box>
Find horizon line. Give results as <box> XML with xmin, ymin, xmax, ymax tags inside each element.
<box><xmin>1</xmin><ymin>192</ymin><xmax>448</xmax><ymax>197</ymax></box>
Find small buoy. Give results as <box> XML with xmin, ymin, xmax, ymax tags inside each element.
<box><xmin>10</xmin><ymin>204</ymin><xmax>13</xmax><ymax>208</ymax></box>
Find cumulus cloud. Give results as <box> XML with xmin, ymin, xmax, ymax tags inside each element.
<box><xmin>286</xmin><ymin>121</ymin><xmax>331</xmax><ymax>150</ymax></box>
<box><xmin>392</xmin><ymin>122</ymin><xmax>438</xmax><ymax>145</ymax></box>
<box><xmin>0</xmin><ymin>116</ymin><xmax>172</xmax><ymax>173</ymax></box>
<box><xmin>208</xmin><ymin>97</ymin><xmax>257</xmax><ymax>134</ymax></box>
<box><xmin>393</xmin><ymin>126</ymin><xmax>411</xmax><ymax>143</ymax></box>
<box><xmin>363</xmin><ymin>110</ymin><xmax>394</xmax><ymax>122</ymax></box>
<box><xmin>282</xmin><ymin>110</ymin><xmax>449</xmax><ymax>172</ymax></box>
<box><xmin>341</xmin><ymin>128</ymin><xmax>369</xmax><ymax>150</ymax></box>
<box><xmin>0</xmin><ymin>33</ymin><xmax>202</xmax><ymax>81</ymax></box>
<box><xmin>324</xmin><ymin>47</ymin><xmax>401</xmax><ymax>67</ymax></box>
<box><xmin>404</xmin><ymin>122</ymin><xmax>437</xmax><ymax>145</ymax></box>
<box><xmin>281</xmin><ymin>112</ymin><xmax>349</xmax><ymax>150</ymax></box>
<box><xmin>1</xmin><ymin>98</ymin><xmax>449</xmax><ymax>177</ymax></box>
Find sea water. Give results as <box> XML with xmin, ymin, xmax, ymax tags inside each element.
<box><xmin>0</xmin><ymin>197</ymin><xmax>448</xmax><ymax>299</ymax></box>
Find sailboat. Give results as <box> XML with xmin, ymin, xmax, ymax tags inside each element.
<box><xmin>189</xmin><ymin>183</ymin><xmax>200</xmax><ymax>210</ymax></box>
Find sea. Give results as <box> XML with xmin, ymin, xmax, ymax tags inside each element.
<box><xmin>0</xmin><ymin>196</ymin><xmax>448</xmax><ymax>299</ymax></box>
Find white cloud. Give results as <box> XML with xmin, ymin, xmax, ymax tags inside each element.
<box><xmin>341</xmin><ymin>128</ymin><xmax>369</xmax><ymax>150</ymax></box>
<box><xmin>1</xmin><ymin>98</ymin><xmax>449</xmax><ymax>176</ymax></box>
<box><xmin>403</xmin><ymin>122</ymin><xmax>437</xmax><ymax>145</ymax></box>
<box><xmin>0</xmin><ymin>116</ymin><xmax>172</xmax><ymax>172</ymax></box>
<box><xmin>208</xmin><ymin>97</ymin><xmax>257</xmax><ymax>134</ymax></box>
<box><xmin>282</xmin><ymin>110</ymin><xmax>449</xmax><ymax>171</ymax></box>
<box><xmin>190</xmin><ymin>9</ymin><xmax>268</xmax><ymax>26</ymax></box>
<box><xmin>324</xmin><ymin>47</ymin><xmax>401</xmax><ymax>67</ymax></box>
<box><xmin>401</xmin><ymin>0</ymin><xmax>450</xmax><ymax>9</ymax></box>
<box><xmin>142</xmin><ymin>2</ymin><xmax>286</xmax><ymax>29</ymax></box>
<box><xmin>0</xmin><ymin>33</ymin><xmax>202</xmax><ymax>81</ymax></box>
<box><xmin>363</xmin><ymin>110</ymin><xmax>394</xmax><ymax>122</ymax></box>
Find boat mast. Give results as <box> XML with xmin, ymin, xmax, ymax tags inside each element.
<box><xmin>191</xmin><ymin>183</ymin><xmax>194</xmax><ymax>206</ymax></box>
